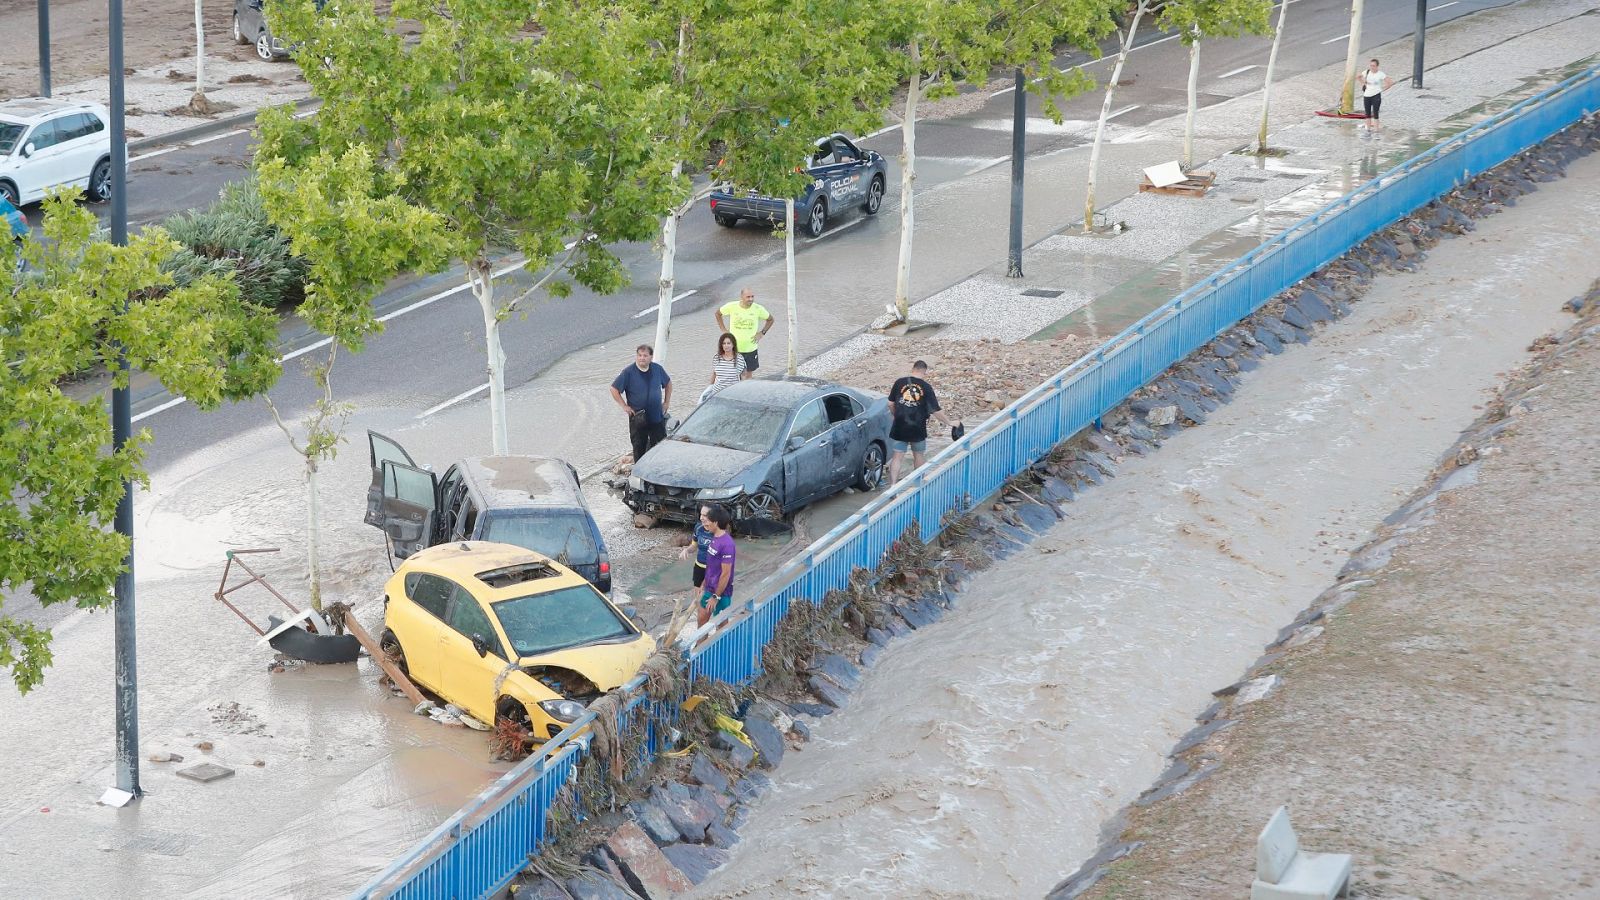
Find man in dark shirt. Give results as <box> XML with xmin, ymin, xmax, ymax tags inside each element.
<box><xmin>887</xmin><ymin>360</ymin><xmax>959</xmax><ymax>486</ymax></box>
<box><xmin>610</xmin><ymin>344</ymin><xmax>673</xmax><ymax>465</ymax></box>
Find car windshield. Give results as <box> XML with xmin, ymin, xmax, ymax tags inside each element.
<box><xmin>671</xmin><ymin>399</ymin><xmax>789</xmax><ymax>454</ymax></box>
<box><xmin>491</xmin><ymin>584</ymin><xmax>634</xmax><ymax>658</ymax></box>
<box><xmin>482</xmin><ymin>513</ymin><xmax>599</xmax><ymax>565</ymax></box>
<box><xmin>0</xmin><ymin>122</ymin><xmax>23</xmax><ymax>155</ymax></box>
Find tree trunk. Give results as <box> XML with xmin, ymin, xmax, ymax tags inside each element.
<box><xmin>893</xmin><ymin>40</ymin><xmax>922</xmax><ymax>322</ymax></box>
<box><xmin>1183</xmin><ymin>32</ymin><xmax>1200</xmax><ymax>170</ymax></box>
<box><xmin>194</xmin><ymin>0</ymin><xmax>205</xmax><ymax>98</ymax></box>
<box><xmin>1258</xmin><ymin>0</ymin><xmax>1289</xmax><ymax>152</ymax></box>
<box><xmin>1085</xmin><ymin>2</ymin><xmax>1149</xmax><ymax>233</ymax></box>
<box><xmin>785</xmin><ymin>197</ymin><xmax>798</xmax><ymax>376</ymax></box>
<box><xmin>1339</xmin><ymin>0</ymin><xmax>1366</xmax><ymax>114</ymax></box>
<box><xmin>470</xmin><ymin>261</ymin><xmax>510</xmax><ymax>454</ymax></box>
<box><xmin>305</xmin><ymin>456</ymin><xmax>322</xmax><ymax>611</ymax></box>
<box><xmin>652</xmin><ymin>165</ymin><xmax>684</xmax><ymax>366</ymax></box>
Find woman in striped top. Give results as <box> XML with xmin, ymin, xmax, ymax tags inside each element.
<box><xmin>703</xmin><ymin>332</ymin><xmax>747</xmax><ymax>402</ymax></box>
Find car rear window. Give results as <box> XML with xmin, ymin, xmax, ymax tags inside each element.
<box><xmin>491</xmin><ymin>585</ymin><xmax>633</xmax><ymax>658</ymax></box>
<box><xmin>482</xmin><ymin>512</ymin><xmax>598</xmax><ymax>565</ymax></box>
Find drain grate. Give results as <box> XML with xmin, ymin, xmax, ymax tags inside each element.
<box><xmin>119</xmin><ymin>828</ymin><xmax>194</xmax><ymax>857</ymax></box>
<box><xmin>1416</xmin><ymin>94</ymin><xmax>1446</xmax><ymax>100</ymax></box>
<box><xmin>1020</xmin><ymin>288</ymin><xmax>1065</xmax><ymax>298</ymax></box>
<box><xmin>1233</xmin><ymin>176</ymin><xmax>1268</xmax><ymax>183</ymax></box>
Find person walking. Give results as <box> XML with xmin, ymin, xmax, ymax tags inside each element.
<box><xmin>886</xmin><ymin>360</ymin><xmax>960</xmax><ymax>487</ymax></box>
<box><xmin>1360</xmin><ymin>58</ymin><xmax>1394</xmax><ymax>134</ymax></box>
<box><xmin>700</xmin><ymin>332</ymin><xmax>747</xmax><ymax>403</ymax></box>
<box><xmin>678</xmin><ymin>504</ymin><xmax>714</xmax><ymax>591</ymax></box>
<box><xmin>697</xmin><ymin>504</ymin><xmax>736</xmax><ymax>628</ymax></box>
<box><xmin>609</xmin><ymin>344</ymin><xmax>673</xmax><ymax>465</ymax></box>
<box><xmin>714</xmin><ymin>288</ymin><xmax>772</xmax><ymax>377</ymax></box>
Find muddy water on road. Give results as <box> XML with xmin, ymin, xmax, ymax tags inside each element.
<box><xmin>694</xmin><ymin>156</ymin><xmax>1600</xmax><ymax>899</ymax></box>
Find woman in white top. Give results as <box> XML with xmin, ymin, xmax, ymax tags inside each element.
<box><xmin>1361</xmin><ymin>58</ymin><xmax>1394</xmax><ymax>133</ymax></box>
<box><xmin>701</xmin><ymin>332</ymin><xmax>747</xmax><ymax>403</ymax></box>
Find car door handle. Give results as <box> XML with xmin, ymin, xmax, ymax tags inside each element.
<box><xmin>818</xmin><ymin>440</ymin><xmax>829</xmax><ymax>446</ymax></box>
<box><xmin>854</xmin><ymin>421</ymin><xmax>865</xmax><ymax>428</ymax></box>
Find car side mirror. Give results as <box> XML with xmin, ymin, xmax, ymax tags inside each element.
<box><xmin>787</xmin><ymin>435</ymin><xmax>805</xmax><ymax>451</ymax></box>
<box><xmin>20</xmin><ymin>142</ymin><xmax>34</xmax><ymax>158</ymax></box>
<box><xmin>471</xmin><ymin>636</ymin><xmax>489</xmax><ymax>657</ymax></box>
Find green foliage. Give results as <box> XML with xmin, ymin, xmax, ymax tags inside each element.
<box><xmin>162</xmin><ymin>177</ymin><xmax>309</xmax><ymax>310</ymax></box>
<box><xmin>1158</xmin><ymin>0</ymin><xmax>1273</xmax><ymax>43</ymax></box>
<box><xmin>0</xmin><ymin>195</ymin><xmax>280</xmax><ymax>693</ymax></box>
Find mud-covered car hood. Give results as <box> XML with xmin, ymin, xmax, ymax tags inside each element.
<box><xmin>632</xmin><ymin>439</ymin><xmax>766</xmax><ymax>490</ymax></box>
<box><xmin>516</xmin><ymin>634</ymin><xmax>655</xmax><ymax>692</ymax></box>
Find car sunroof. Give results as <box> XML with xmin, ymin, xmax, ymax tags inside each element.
<box><xmin>475</xmin><ymin>562</ymin><xmax>559</xmax><ymax>589</ymax></box>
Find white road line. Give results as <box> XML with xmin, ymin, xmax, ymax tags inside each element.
<box><xmin>1429</xmin><ymin>1</ymin><xmax>1458</xmax><ymax>9</ymax></box>
<box><xmin>417</xmin><ymin>382</ymin><xmax>490</xmax><ymax>419</ymax></box>
<box><xmin>129</xmin><ymin>146</ymin><xmax>179</xmax><ymax>164</ymax></box>
<box><xmin>864</xmin><ymin>122</ymin><xmax>899</xmax><ymax>139</ymax></box>
<box><xmin>806</xmin><ymin>216</ymin><xmax>868</xmax><ymax>242</ymax></box>
<box><xmin>292</xmin><ymin>108</ymin><xmax>318</xmax><ymax>119</ymax></box>
<box><xmin>131</xmin><ymin>396</ymin><xmax>188</xmax><ymax>424</ymax></box>
<box><xmin>1322</xmin><ymin>32</ymin><xmax>1351</xmax><ymax>44</ymax></box>
<box><xmin>187</xmin><ymin>128</ymin><xmax>248</xmax><ymax>147</ymax></box>
<box><xmin>632</xmin><ymin>289</ymin><xmax>698</xmax><ymax>319</ymax></box>
<box><xmin>1106</xmin><ymin>104</ymin><xmax>1141</xmax><ymax>121</ymax></box>
<box><xmin>1219</xmin><ymin>64</ymin><xmax>1260</xmax><ymax>78</ymax></box>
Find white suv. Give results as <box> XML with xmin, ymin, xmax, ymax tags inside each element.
<box><xmin>0</xmin><ymin>98</ymin><xmax>118</xmax><ymax>207</ymax></box>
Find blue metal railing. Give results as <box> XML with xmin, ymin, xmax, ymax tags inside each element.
<box><xmin>353</xmin><ymin>64</ymin><xmax>1600</xmax><ymax>900</ymax></box>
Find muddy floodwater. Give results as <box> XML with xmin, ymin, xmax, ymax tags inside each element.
<box><xmin>695</xmin><ymin>156</ymin><xmax>1600</xmax><ymax>899</ymax></box>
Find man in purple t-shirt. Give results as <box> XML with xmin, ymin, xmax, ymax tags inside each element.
<box><xmin>697</xmin><ymin>505</ymin><xmax>736</xmax><ymax>628</ymax></box>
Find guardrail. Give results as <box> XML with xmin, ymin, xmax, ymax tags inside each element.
<box><xmin>354</xmin><ymin>63</ymin><xmax>1600</xmax><ymax>900</ymax></box>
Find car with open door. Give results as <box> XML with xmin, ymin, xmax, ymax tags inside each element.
<box><xmin>365</xmin><ymin>432</ymin><xmax>613</xmax><ymax>595</ymax></box>
<box><xmin>624</xmin><ymin>377</ymin><xmax>890</xmax><ymax>529</ymax></box>
<box><xmin>707</xmin><ymin>133</ymin><xmax>887</xmax><ymax>239</ymax></box>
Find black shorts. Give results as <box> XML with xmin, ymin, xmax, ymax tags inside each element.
<box><xmin>1363</xmin><ymin>93</ymin><xmax>1381</xmax><ymax>120</ymax></box>
<box><xmin>741</xmin><ymin>349</ymin><xmax>759</xmax><ymax>372</ymax></box>
<box><xmin>692</xmin><ymin>562</ymin><xmax>706</xmax><ymax>588</ymax></box>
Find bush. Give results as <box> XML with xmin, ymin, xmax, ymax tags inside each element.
<box><xmin>163</xmin><ymin>177</ymin><xmax>307</xmax><ymax>309</ymax></box>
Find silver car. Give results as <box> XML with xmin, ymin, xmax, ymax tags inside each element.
<box><xmin>625</xmin><ymin>378</ymin><xmax>890</xmax><ymax>526</ymax></box>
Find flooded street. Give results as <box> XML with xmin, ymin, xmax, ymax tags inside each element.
<box><xmin>695</xmin><ymin>155</ymin><xmax>1600</xmax><ymax>899</ymax></box>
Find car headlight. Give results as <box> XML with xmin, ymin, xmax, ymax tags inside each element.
<box><xmin>627</xmin><ymin>475</ymin><xmax>643</xmax><ymax>491</ymax></box>
<box><xmin>696</xmin><ymin>486</ymin><xmax>743</xmax><ymax>500</ymax></box>
<box><xmin>539</xmin><ymin>699</ymin><xmax>586</xmax><ymax>723</ymax></box>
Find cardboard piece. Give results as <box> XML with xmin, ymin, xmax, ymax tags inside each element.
<box><xmin>1143</xmin><ymin>161</ymin><xmax>1187</xmax><ymax>188</ymax></box>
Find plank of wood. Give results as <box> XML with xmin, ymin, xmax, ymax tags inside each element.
<box><xmin>343</xmin><ymin>610</ymin><xmax>427</xmax><ymax>706</ymax></box>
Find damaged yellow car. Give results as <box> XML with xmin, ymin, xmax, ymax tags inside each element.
<box><xmin>379</xmin><ymin>541</ymin><xmax>655</xmax><ymax>743</ymax></box>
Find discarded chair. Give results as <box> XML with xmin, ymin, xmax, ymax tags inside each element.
<box><xmin>1251</xmin><ymin>806</ymin><xmax>1352</xmax><ymax>900</ymax></box>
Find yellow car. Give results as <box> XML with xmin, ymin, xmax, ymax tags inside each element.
<box><xmin>379</xmin><ymin>541</ymin><xmax>655</xmax><ymax>742</ymax></box>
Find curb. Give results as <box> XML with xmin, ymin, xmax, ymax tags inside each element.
<box><xmin>128</xmin><ymin>96</ymin><xmax>318</xmax><ymax>153</ymax></box>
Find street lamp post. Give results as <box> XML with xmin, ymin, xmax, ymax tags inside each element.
<box><xmin>1006</xmin><ymin>68</ymin><xmax>1025</xmax><ymax>279</ymax></box>
<box><xmin>38</xmin><ymin>0</ymin><xmax>51</xmax><ymax>97</ymax></box>
<box><xmin>109</xmin><ymin>0</ymin><xmax>141</xmax><ymax>800</ymax></box>
<box><xmin>1413</xmin><ymin>0</ymin><xmax>1427</xmax><ymax>89</ymax></box>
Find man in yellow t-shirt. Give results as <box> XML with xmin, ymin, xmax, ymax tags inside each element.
<box><xmin>714</xmin><ymin>287</ymin><xmax>773</xmax><ymax>376</ymax></box>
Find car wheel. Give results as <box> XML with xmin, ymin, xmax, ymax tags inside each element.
<box><xmin>715</xmin><ymin>214</ymin><xmax>739</xmax><ymax>228</ymax></box>
<box><xmin>743</xmin><ymin>488</ymin><xmax>782</xmax><ymax>522</ymax></box>
<box><xmin>255</xmin><ymin>32</ymin><xmax>276</xmax><ymax>61</ymax></box>
<box><xmin>0</xmin><ymin>181</ymin><xmax>18</xmax><ymax>207</ymax></box>
<box><xmin>863</xmin><ymin>175</ymin><xmax>884</xmax><ymax>215</ymax></box>
<box><xmin>855</xmin><ymin>442</ymin><xmax>886</xmax><ymax>491</ymax></box>
<box><xmin>233</xmin><ymin>13</ymin><xmax>247</xmax><ymax>44</ymax></box>
<box><xmin>805</xmin><ymin>199</ymin><xmax>827</xmax><ymax>238</ymax></box>
<box><xmin>492</xmin><ymin>698</ymin><xmax>535</xmax><ymax>760</ymax></box>
<box><xmin>378</xmin><ymin>629</ymin><xmax>409</xmax><ymax>677</ymax></box>
<box><xmin>87</xmin><ymin>158</ymin><xmax>112</xmax><ymax>204</ymax></box>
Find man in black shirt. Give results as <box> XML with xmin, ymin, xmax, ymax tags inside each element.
<box><xmin>887</xmin><ymin>360</ymin><xmax>959</xmax><ymax>487</ymax></box>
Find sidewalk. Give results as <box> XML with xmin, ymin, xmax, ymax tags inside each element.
<box><xmin>1068</xmin><ymin>289</ymin><xmax>1600</xmax><ymax>899</ymax></box>
<box><xmin>5</xmin><ymin>2</ymin><xmax>1600</xmax><ymax>897</ymax></box>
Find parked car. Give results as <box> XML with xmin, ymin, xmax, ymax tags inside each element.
<box><xmin>2</xmin><ymin>194</ymin><xmax>26</xmax><ymax>241</ymax></box>
<box><xmin>625</xmin><ymin>377</ymin><xmax>890</xmax><ymax>527</ymax></box>
<box><xmin>708</xmin><ymin>133</ymin><xmax>887</xmax><ymax>239</ymax></box>
<box><xmin>0</xmin><ymin>98</ymin><xmax>117</xmax><ymax>207</ymax></box>
<box><xmin>233</xmin><ymin>0</ymin><xmax>325</xmax><ymax>61</ymax></box>
<box><xmin>379</xmin><ymin>541</ymin><xmax>655</xmax><ymax>742</ymax></box>
<box><xmin>364</xmin><ymin>431</ymin><xmax>613</xmax><ymax>594</ymax></box>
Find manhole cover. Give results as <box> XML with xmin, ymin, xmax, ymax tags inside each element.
<box><xmin>1233</xmin><ymin>176</ymin><xmax>1268</xmax><ymax>183</ymax></box>
<box><xmin>119</xmin><ymin>828</ymin><xmax>194</xmax><ymax>857</ymax></box>
<box><xmin>1020</xmin><ymin>288</ymin><xmax>1065</xmax><ymax>298</ymax></box>
<box><xmin>177</xmin><ymin>762</ymin><xmax>236</xmax><ymax>783</ymax></box>
<box><xmin>1417</xmin><ymin>94</ymin><xmax>1445</xmax><ymax>100</ymax></box>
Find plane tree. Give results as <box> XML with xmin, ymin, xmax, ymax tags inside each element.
<box><xmin>1158</xmin><ymin>0</ymin><xmax>1272</xmax><ymax>169</ymax></box>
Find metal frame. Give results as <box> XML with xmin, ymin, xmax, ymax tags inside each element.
<box><xmin>353</xmin><ymin>65</ymin><xmax>1600</xmax><ymax>900</ymax></box>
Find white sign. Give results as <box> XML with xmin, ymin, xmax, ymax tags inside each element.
<box><xmin>1144</xmin><ymin>161</ymin><xmax>1187</xmax><ymax>188</ymax></box>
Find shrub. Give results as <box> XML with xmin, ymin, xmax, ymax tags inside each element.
<box><xmin>163</xmin><ymin>177</ymin><xmax>307</xmax><ymax>309</ymax></box>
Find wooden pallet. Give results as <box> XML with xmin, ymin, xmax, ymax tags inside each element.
<box><xmin>1138</xmin><ymin>170</ymin><xmax>1216</xmax><ymax>198</ymax></box>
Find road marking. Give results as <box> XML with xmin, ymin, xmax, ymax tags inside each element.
<box><xmin>864</xmin><ymin>122</ymin><xmax>899</xmax><ymax>139</ymax></box>
<box><xmin>188</xmin><ymin>128</ymin><xmax>248</xmax><ymax>147</ymax></box>
<box><xmin>632</xmin><ymin>289</ymin><xmax>698</xmax><ymax>319</ymax></box>
<box><xmin>1428</xmin><ymin>1</ymin><xmax>1458</xmax><ymax>8</ymax></box>
<box><xmin>961</xmin><ymin>156</ymin><xmax>1010</xmax><ymax>176</ymax></box>
<box><xmin>806</xmin><ymin>215</ymin><xmax>869</xmax><ymax>242</ymax></box>
<box><xmin>1322</xmin><ymin>32</ymin><xmax>1351</xmax><ymax>44</ymax></box>
<box><xmin>131</xmin><ymin>396</ymin><xmax>188</xmax><ymax>423</ymax></box>
<box><xmin>293</xmin><ymin>108</ymin><xmax>318</xmax><ymax>119</ymax></box>
<box><xmin>1106</xmin><ymin>105</ymin><xmax>1141</xmax><ymax>121</ymax></box>
<box><xmin>1220</xmin><ymin>64</ymin><xmax>1260</xmax><ymax>78</ymax></box>
<box><xmin>129</xmin><ymin>146</ymin><xmax>180</xmax><ymax>164</ymax></box>
<box><xmin>417</xmin><ymin>382</ymin><xmax>490</xmax><ymax>419</ymax></box>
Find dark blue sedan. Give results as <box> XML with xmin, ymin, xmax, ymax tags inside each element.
<box><xmin>708</xmin><ymin>133</ymin><xmax>887</xmax><ymax>239</ymax></box>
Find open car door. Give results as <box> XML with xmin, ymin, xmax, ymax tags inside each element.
<box><xmin>378</xmin><ymin>460</ymin><xmax>439</xmax><ymax>559</ymax></box>
<box><xmin>365</xmin><ymin>430</ymin><xmax>418</xmax><ymax>527</ymax></box>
